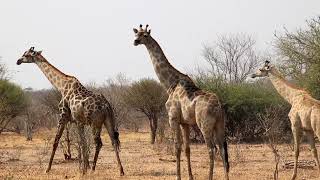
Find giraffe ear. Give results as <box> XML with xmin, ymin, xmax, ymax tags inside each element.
<box><xmin>265</xmin><ymin>60</ymin><xmax>270</xmax><ymax>65</ymax></box>
<box><xmin>133</xmin><ymin>28</ymin><xmax>138</xmax><ymax>33</ymax></box>
<box><xmin>37</xmin><ymin>51</ymin><xmax>42</xmax><ymax>55</ymax></box>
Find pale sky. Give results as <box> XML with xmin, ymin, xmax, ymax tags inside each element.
<box><xmin>0</xmin><ymin>0</ymin><xmax>319</xmax><ymax>89</ymax></box>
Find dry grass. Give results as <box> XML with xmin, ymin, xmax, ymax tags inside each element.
<box><xmin>0</xmin><ymin>130</ymin><xmax>319</xmax><ymax>179</ymax></box>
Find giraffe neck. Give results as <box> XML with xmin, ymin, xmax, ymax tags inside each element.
<box><xmin>35</xmin><ymin>55</ymin><xmax>74</xmax><ymax>93</ymax></box>
<box><xmin>144</xmin><ymin>37</ymin><xmax>187</xmax><ymax>90</ymax></box>
<box><xmin>268</xmin><ymin>68</ymin><xmax>304</xmax><ymax>104</ymax></box>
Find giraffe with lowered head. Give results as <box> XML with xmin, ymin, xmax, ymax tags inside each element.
<box><xmin>252</xmin><ymin>61</ymin><xmax>320</xmax><ymax>180</ymax></box>
<box><xmin>17</xmin><ymin>47</ymin><xmax>124</xmax><ymax>175</ymax></box>
<box><xmin>133</xmin><ymin>25</ymin><xmax>229</xmax><ymax>180</ymax></box>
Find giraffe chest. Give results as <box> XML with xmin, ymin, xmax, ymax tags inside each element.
<box><xmin>168</xmin><ymin>89</ymin><xmax>197</xmax><ymax>124</ymax></box>
<box><xmin>181</xmin><ymin>102</ymin><xmax>196</xmax><ymax>124</ymax></box>
<box><xmin>67</xmin><ymin>97</ymin><xmax>87</xmax><ymax>123</ymax></box>
<box><xmin>291</xmin><ymin>102</ymin><xmax>313</xmax><ymax>130</ymax></box>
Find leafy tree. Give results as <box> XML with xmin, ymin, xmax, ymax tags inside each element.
<box><xmin>276</xmin><ymin>16</ymin><xmax>320</xmax><ymax>98</ymax></box>
<box><xmin>0</xmin><ymin>80</ymin><xmax>27</xmax><ymax>133</ymax></box>
<box><xmin>124</xmin><ymin>78</ymin><xmax>167</xmax><ymax>144</ymax></box>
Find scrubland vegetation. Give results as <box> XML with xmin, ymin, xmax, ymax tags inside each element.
<box><xmin>0</xmin><ymin>16</ymin><xmax>320</xmax><ymax>179</ymax></box>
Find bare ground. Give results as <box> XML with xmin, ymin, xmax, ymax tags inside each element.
<box><xmin>0</xmin><ymin>130</ymin><xmax>319</xmax><ymax>180</ymax></box>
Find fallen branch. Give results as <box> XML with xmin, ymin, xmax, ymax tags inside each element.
<box><xmin>283</xmin><ymin>160</ymin><xmax>316</xmax><ymax>169</ymax></box>
<box><xmin>159</xmin><ymin>158</ymin><xmax>181</xmax><ymax>162</ymax></box>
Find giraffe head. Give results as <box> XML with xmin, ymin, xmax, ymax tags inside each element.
<box><xmin>251</xmin><ymin>60</ymin><xmax>274</xmax><ymax>78</ymax></box>
<box><xmin>133</xmin><ymin>24</ymin><xmax>151</xmax><ymax>46</ymax></box>
<box><xmin>17</xmin><ymin>47</ymin><xmax>43</xmax><ymax>65</ymax></box>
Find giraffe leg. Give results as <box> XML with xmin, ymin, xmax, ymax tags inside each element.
<box><xmin>205</xmin><ymin>138</ymin><xmax>215</xmax><ymax>180</ymax></box>
<box><xmin>214</xmin><ymin>119</ymin><xmax>229</xmax><ymax>180</ymax></box>
<box><xmin>92</xmin><ymin>127</ymin><xmax>102</xmax><ymax>171</ymax></box>
<box><xmin>113</xmin><ymin>139</ymin><xmax>124</xmax><ymax>176</ymax></box>
<box><xmin>196</xmin><ymin>117</ymin><xmax>216</xmax><ymax>180</ymax></box>
<box><xmin>174</xmin><ymin>125</ymin><xmax>182</xmax><ymax>180</ymax></box>
<box><xmin>216</xmin><ymin>134</ymin><xmax>229</xmax><ymax>180</ymax></box>
<box><xmin>306</xmin><ymin>131</ymin><xmax>320</xmax><ymax>171</ymax></box>
<box><xmin>181</xmin><ymin>124</ymin><xmax>193</xmax><ymax>180</ymax></box>
<box><xmin>291</xmin><ymin>127</ymin><xmax>301</xmax><ymax>180</ymax></box>
<box><xmin>77</xmin><ymin>124</ymin><xmax>90</xmax><ymax>174</ymax></box>
<box><xmin>46</xmin><ymin>121</ymin><xmax>66</xmax><ymax>173</ymax></box>
<box><xmin>170</xmin><ymin>119</ymin><xmax>182</xmax><ymax>180</ymax></box>
<box><xmin>104</xmin><ymin>119</ymin><xmax>124</xmax><ymax>176</ymax></box>
<box><xmin>166</xmin><ymin>99</ymin><xmax>182</xmax><ymax>180</ymax></box>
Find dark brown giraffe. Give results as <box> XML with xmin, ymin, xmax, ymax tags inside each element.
<box><xmin>133</xmin><ymin>25</ymin><xmax>229</xmax><ymax>180</ymax></box>
<box><xmin>17</xmin><ymin>47</ymin><xmax>124</xmax><ymax>175</ymax></box>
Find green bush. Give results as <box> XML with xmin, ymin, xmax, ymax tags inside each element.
<box><xmin>0</xmin><ymin>80</ymin><xmax>28</xmax><ymax>133</ymax></box>
<box><xmin>196</xmin><ymin>77</ymin><xmax>291</xmax><ymax>142</ymax></box>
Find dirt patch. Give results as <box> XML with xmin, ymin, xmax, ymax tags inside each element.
<box><xmin>0</xmin><ymin>130</ymin><xmax>319</xmax><ymax>179</ymax></box>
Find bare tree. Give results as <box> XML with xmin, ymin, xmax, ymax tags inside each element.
<box><xmin>124</xmin><ymin>78</ymin><xmax>167</xmax><ymax>144</ymax></box>
<box><xmin>258</xmin><ymin>106</ymin><xmax>288</xmax><ymax>180</ymax></box>
<box><xmin>102</xmin><ymin>73</ymin><xmax>131</xmax><ymax>129</ymax></box>
<box><xmin>23</xmin><ymin>89</ymin><xmax>37</xmax><ymax>140</ymax></box>
<box><xmin>202</xmin><ymin>33</ymin><xmax>260</xmax><ymax>83</ymax></box>
<box><xmin>0</xmin><ymin>57</ymin><xmax>8</xmax><ymax>80</ymax></box>
<box><xmin>37</xmin><ymin>89</ymin><xmax>61</xmax><ymax>115</ymax></box>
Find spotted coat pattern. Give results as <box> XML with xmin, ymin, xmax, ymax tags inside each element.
<box><xmin>252</xmin><ymin>63</ymin><xmax>320</xmax><ymax>180</ymax></box>
<box><xmin>133</xmin><ymin>25</ymin><xmax>229</xmax><ymax>180</ymax></box>
<box><xmin>16</xmin><ymin>47</ymin><xmax>124</xmax><ymax>175</ymax></box>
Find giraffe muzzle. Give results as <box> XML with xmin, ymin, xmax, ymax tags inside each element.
<box><xmin>134</xmin><ymin>40</ymin><xmax>140</xmax><ymax>46</ymax></box>
<box><xmin>16</xmin><ymin>59</ymin><xmax>23</xmax><ymax>65</ymax></box>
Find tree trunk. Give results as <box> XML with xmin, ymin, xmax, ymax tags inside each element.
<box><xmin>0</xmin><ymin>118</ymin><xmax>11</xmax><ymax>134</ymax></box>
<box><xmin>149</xmin><ymin>115</ymin><xmax>158</xmax><ymax>144</ymax></box>
<box><xmin>25</xmin><ymin>112</ymin><xmax>33</xmax><ymax>141</ymax></box>
<box><xmin>25</xmin><ymin>121</ymin><xmax>33</xmax><ymax>141</ymax></box>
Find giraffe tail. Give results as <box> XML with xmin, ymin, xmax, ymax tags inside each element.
<box><xmin>109</xmin><ymin>105</ymin><xmax>121</xmax><ymax>152</ymax></box>
<box><xmin>221</xmin><ymin>109</ymin><xmax>230</xmax><ymax>173</ymax></box>
<box><xmin>223</xmin><ymin>140</ymin><xmax>230</xmax><ymax>173</ymax></box>
<box><xmin>113</xmin><ymin>131</ymin><xmax>121</xmax><ymax>152</ymax></box>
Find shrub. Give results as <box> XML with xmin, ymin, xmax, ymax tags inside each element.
<box><xmin>196</xmin><ymin>77</ymin><xmax>291</xmax><ymax>142</ymax></box>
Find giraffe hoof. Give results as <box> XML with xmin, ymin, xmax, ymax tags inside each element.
<box><xmin>45</xmin><ymin>168</ymin><xmax>50</xmax><ymax>173</ymax></box>
<box><xmin>120</xmin><ymin>168</ymin><xmax>125</xmax><ymax>176</ymax></box>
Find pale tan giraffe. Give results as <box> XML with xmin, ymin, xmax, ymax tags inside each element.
<box><xmin>133</xmin><ymin>25</ymin><xmax>229</xmax><ymax>180</ymax></box>
<box><xmin>252</xmin><ymin>61</ymin><xmax>320</xmax><ymax>180</ymax></box>
<box><xmin>17</xmin><ymin>47</ymin><xmax>124</xmax><ymax>175</ymax></box>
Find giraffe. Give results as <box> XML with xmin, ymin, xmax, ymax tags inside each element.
<box><xmin>133</xmin><ymin>25</ymin><xmax>229</xmax><ymax>180</ymax></box>
<box><xmin>16</xmin><ymin>47</ymin><xmax>124</xmax><ymax>175</ymax></box>
<box><xmin>252</xmin><ymin>60</ymin><xmax>320</xmax><ymax>180</ymax></box>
